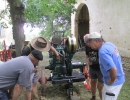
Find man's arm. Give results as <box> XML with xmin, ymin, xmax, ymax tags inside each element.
<box><xmin>12</xmin><ymin>84</ymin><xmax>23</xmax><ymax>100</ymax></box>
<box><xmin>51</xmin><ymin>46</ymin><xmax>60</xmax><ymax>60</ymax></box>
<box><xmin>107</xmin><ymin>67</ymin><xmax>117</xmax><ymax>84</ymax></box>
<box><xmin>32</xmin><ymin>84</ymin><xmax>38</xmax><ymax>99</ymax></box>
<box><xmin>51</xmin><ymin>46</ymin><xmax>59</xmax><ymax>56</ymax></box>
<box><xmin>25</xmin><ymin>90</ymin><xmax>31</xmax><ymax>100</ymax></box>
<box><xmin>31</xmin><ymin>72</ymin><xmax>39</xmax><ymax>99</ymax></box>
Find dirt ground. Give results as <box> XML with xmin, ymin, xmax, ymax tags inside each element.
<box><xmin>18</xmin><ymin>51</ymin><xmax>130</xmax><ymax>100</ymax></box>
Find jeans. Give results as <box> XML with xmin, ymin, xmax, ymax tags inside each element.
<box><xmin>0</xmin><ymin>91</ymin><xmax>9</xmax><ymax>100</ymax></box>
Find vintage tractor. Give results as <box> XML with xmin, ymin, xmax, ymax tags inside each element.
<box><xmin>41</xmin><ymin>34</ymin><xmax>87</xmax><ymax>97</ymax></box>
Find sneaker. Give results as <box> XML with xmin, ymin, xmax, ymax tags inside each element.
<box><xmin>90</xmin><ymin>96</ymin><xmax>96</xmax><ymax>100</ymax></box>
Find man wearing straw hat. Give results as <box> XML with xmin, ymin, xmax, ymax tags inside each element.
<box><xmin>21</xmin><ymin>36</ymin><xmax>59</xmax><ymax>99</ymax></box>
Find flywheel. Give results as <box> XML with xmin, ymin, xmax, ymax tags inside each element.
<box><xmin>66</xmin><ymin>35</ymin><xmax>77</xmax><ymax>53</ymax></box>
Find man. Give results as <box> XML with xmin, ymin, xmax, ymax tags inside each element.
<box><xmin>88</xmin><ymin>32</ymin><xmax>125</xmax><ymax>100</ymax></box>
<box><xmin>0</xmin><ymin>50</ymin><xmax>43</xmax><ymax>100</ymax></box>
<box><xmin>21</xmin><ymin>36</ymin><xmax>59</xmax><ymax>99</ymax></box>
<box><xmin>22</xmin><ymin>36</ymin><xmax>59</xmax><ymax>57</ymax></box>
<box><xmin>84</xmin><ymin>34</ymin><xmax>103</xmax><ymax>100</ymax></box>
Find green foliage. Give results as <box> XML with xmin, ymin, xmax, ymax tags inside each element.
<box><xmin>118</xmin><ymin>73</ymin><xmax>130</xmax><ymax>100</ymax></box>
<box><xmin>24</xmin><ymin>0</ymin><xmax>77</xmax><ymax>38</ymax></box>
<box><xmin>0</xmin><ymin>0</ymin><xmax>77</xmax><ymax>39</ymax></box>
<box><xmin>0</xmin><ymin>4</ymin><xmax>11</xmax><ymax>28</ymax></box>
<box><xmin>24</xmin><ymin>0</ymin><xmax>76</xmax><ymax>23</ymax></box>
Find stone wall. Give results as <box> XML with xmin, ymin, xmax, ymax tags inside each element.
<box><xmin>71</xmin><ymin>0</ymin><xmax>130</xmax><ymax>57</ymax></box>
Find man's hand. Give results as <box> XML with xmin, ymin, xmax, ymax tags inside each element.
<box><xmin>33</xmin><ymin>68</ymin><xmax>38</xmax><ymax>73</ymax></box>
<box><xmin>56</xmin><ymin>55</ymin><xmax>61</xmax><ymax>60</ymax></box>
<box><xmin>88</xmin><ymin>60</ymin><xmax>92</xmax><ymax>65</ymax></box>
<box><xmin>107</xmin><ymin>78</ymin><xmax>114</xmax><ymax>84</ymax></box>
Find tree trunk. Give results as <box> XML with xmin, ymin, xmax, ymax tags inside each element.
<box><xmin>7</xmin><ymin>0</ymin><xmax>25</xmax><ymax>56</ymax></box>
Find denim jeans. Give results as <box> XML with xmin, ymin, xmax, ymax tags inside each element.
<box><xmin>0</xmin><ymin>91</ymin><xmax>8</xmax><ymax>100</ymax></box>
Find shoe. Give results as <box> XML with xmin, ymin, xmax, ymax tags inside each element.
<box><xmin>90</xmin><ymin>96</ymin><xmax>96</xmax><ymax>100</ymax></box>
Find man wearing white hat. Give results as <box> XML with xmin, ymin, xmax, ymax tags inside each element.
<box><xmin>88</xmin><ymin>32</ymin><xmax>125</xmax><ymax>100</ymax></box>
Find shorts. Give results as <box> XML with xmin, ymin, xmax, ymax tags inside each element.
<box><xmin>31</xmin><ymin>72</ymin><xmax>39</xmax><ymax>84</ymax></box>
<box><xmin>89</xmin><ymin>67</ymin><xmax>103</xmax><ymax>83</ymax></box>
<box><xmin>102</xmin><ymin>84</ymin><xmax>123</xmax><ymax>100</ymax></box>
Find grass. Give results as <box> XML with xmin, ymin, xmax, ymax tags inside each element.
<box><xmin>118</xmin><ymin>71</ymin><xmax>130</xmax><ymax>100</ymax></box>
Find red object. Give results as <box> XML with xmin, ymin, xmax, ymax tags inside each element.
<box><xmin>0</xmin><ymin>40</ymin><xmax>12</xmax><ymax>61</ymax></box>
<box><xmin>38</xmin><ymin>76</ymin><xmax>47</xmax><ymax>84</ymax></box>
<box><xmin>83</xmin><ymin>66</ymin><xmax>91</xmax><ymax>90</ymax></box>
<box><xmin>83</xmin><ymin>66</ymin><xmax>90</xmax><ymax>78</ymax></box>
<box><xmin>84</xmin><ymin>81</ymin><xmax>91</xmax><ymax>90</ymax></box>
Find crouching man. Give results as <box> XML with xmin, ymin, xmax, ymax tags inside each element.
<box><xmin>0</xmin><ymin>50</ymin><xmax>43</xmax><ymax>100</ymax></box>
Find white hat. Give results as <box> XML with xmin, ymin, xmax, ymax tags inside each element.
<box><xmin>88</xmin><ymin>32</ymin><xmax>101</xmax><ymax>39</ymax></box>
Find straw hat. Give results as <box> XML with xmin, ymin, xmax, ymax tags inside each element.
<box><xmin>30</xmin><ymin>37</ymin><xmax>51</xmax><ymax>52</ymax></box>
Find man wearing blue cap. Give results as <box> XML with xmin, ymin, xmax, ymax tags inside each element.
<box><xmin>0</xmin><ymin>50</ymin><xmax>43</xmax><ymax>100</ymax></box>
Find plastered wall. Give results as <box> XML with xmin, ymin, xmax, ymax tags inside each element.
<box><xmin>71</xmin><ymin>0</ymin><xmax>130</xmax><ymax>57</ymax></box>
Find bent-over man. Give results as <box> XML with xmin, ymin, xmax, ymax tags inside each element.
<box><xmin>0</xmin><ymin>50</ymin><xmax>43</xmax><ymax>100</ymax></box>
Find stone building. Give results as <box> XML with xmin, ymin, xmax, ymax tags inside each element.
<box><xmin>71</xmin><ymin>0</ymin><xmax>130</xmax><ymax>57</ymax></box>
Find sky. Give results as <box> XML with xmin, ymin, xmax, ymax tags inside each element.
<box><xmin>0</xmin><ymin>0</ymin><xmax>41</xmax><ymax>47</ymax></box>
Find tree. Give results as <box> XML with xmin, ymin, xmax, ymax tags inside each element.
<box><xmin>7</xmin><ymin>0</ymin><xmax>25</xmax><ymax>56</ymax></box>
<box><xmin>0</xmin><ymin>0</ymin><xmax>76</xmax><ymax>56</ymax></box>
<box><xmin>24</xmin><ymin>0</ymin><xmax>76</xmax><ymax>38</ymax></box>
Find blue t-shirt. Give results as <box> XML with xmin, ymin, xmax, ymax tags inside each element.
<box><xmin>99</xmin><ymin>42</ymin><xmax>125</xmax><ymax>86</ymax></box>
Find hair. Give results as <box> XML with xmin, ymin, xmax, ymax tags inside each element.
<box><xmin>97</xmin><ymin>37</ymin><xmax>105</xmax><ymax>42</ymax></box>
<box><xmin>83</xmin><ymin>34</ymin><xmax>89</xmax><ymax>42</ymax></box>
<box><xmin>29</xmin><ymin>53</ymin><xmax>37</xmax><ymax>61</ymax></box>
<box><xmin>90</xmin><ymin>37</ymin><xmax>105</xmax><ymax>42</ymax></box>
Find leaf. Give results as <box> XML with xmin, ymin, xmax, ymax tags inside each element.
<box><xmin>0</xmin><ymin>22</ymin><xmax>8</xmax><ymax>28</ymax></box>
